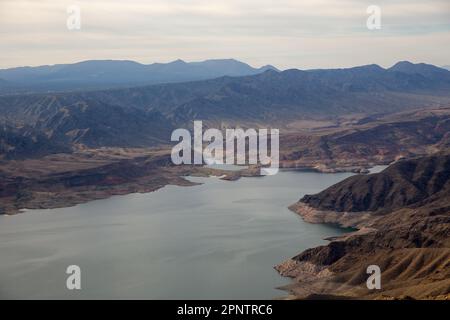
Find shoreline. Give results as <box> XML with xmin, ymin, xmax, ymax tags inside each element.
<box><xmin>274</xmin><ymin>154</ymin><xmax>450</xmax><ymax>300</ymax></box>
<box><xmin>0</xmin><ymin>164</ymin><xmax>364</xmax><ymax>299</ymax></box>
<box><xmin>0</xmin><ymin>154</ymin><xmax>388</xmax><ymax>216</ymax></box>
<box><xmin>3</xmin><ymin>155</ymin><xmax>447</xmax><ymax>300</ymax></box>
<box><xmin>274</xmin><ymin>202</ymin><xmax>378</xmax><ymax>299</ymax></box>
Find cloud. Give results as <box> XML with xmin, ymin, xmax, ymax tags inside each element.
<box><xmin>0</xmin><ymin>0</ymin><xmax>449</xmax><ymax>69</ymax></box>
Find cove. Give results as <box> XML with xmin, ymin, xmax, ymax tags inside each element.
<box><xmin>0</xmin><ymin>168</ymin><xmax>385</xmax><ymax>299</ymax></box>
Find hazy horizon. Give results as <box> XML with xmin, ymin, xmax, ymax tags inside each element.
<box><xmin>1</xmin><ymin>0</ymin><xmax>449</xmax><ymax>70</ymax></box>
<box><xmin>1</xmin><ymin>57</ymin><xmax>449</xmax><ymax>72</ymax></box>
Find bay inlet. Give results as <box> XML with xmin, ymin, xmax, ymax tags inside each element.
<box><xmin>0</xmin><ymin>168</ymin><xmax>385</xmax><ymax>299</ymax></box>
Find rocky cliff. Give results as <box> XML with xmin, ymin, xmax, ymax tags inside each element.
<box><xmin>279</xmin><ymin>153</ymin><xmax>450</xmax><ymax>299</ymax></box>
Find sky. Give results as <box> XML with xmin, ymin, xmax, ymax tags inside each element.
<box><xmin>0</xmin><ymin>0</ymin><xmax>449</xmax><ymax>70</ymax></box>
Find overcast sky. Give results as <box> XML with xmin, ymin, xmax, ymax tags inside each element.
<box><xmin>1</xmin><ymin>0</ymin><xmax>449</xmax><ymax>69</ymax></box>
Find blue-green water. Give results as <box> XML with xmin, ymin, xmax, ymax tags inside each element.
<box><xmin>0</xmin><ymin>167</ymin><xmax>385</xmax><ymax>299</ymax></box>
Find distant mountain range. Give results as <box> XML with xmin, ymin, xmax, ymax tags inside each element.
<box><xmin>1</xmin><ymin>60</ymin><xmax>450</xmax><ymax>155</ymax></box>
<box><xmin>0</xmin><ymin>59</ymin><xmax>278</xmax><ymax>93</ymax></box>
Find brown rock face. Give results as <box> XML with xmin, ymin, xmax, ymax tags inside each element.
<box><xmin>300</xmin><ymin>154</ymin><xmax>450</xmax><ymax>213</ymax></box>
<box><xmin>280</xmin><ymin>153</ymin><xmax>450</xmax><ymax>300</ymax></box>
<box><xmin>279</xmin><ymin>110</ymin><xmax>450</xmax><ymax>172</ymax></box>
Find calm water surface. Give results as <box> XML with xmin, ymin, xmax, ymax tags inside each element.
<box><xmin>0</xmin><ymin>167</ymin><xmax>386</xmax><ymax>299</ymax></box>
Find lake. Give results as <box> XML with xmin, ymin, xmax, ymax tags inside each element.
<box><xmin>0</xmin><ymin>167</ymin><xmax>386</xmax><ymax>299</ymax></box>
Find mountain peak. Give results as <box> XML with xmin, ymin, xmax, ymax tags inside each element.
<box><xmin>389</xmin><ymin>60</ymin><xmax>416</xmax><ymax>71</ymax></box>
<box><xmin>259</xmin><ymin>64</ymin><xmax>279</xmax><ymax>72</ymax></box>
<box><xmin>168</xmin><ymin>59</ymin><xmax>187</xmax><ymax>65</ymax></box>
<box><xmin>389</xmin><ymin>61</ymin><xmax>450</xmax><ymax>78</ymax></box>
<box><xmin>352</xmin><ymin>64</ymin><xmax>384</xmax><ymax>72</ymax></box>
<box><xmin>391</xmin><ymin>60</ymin><xmax>414</xmax><ymax>67</ymax></box>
